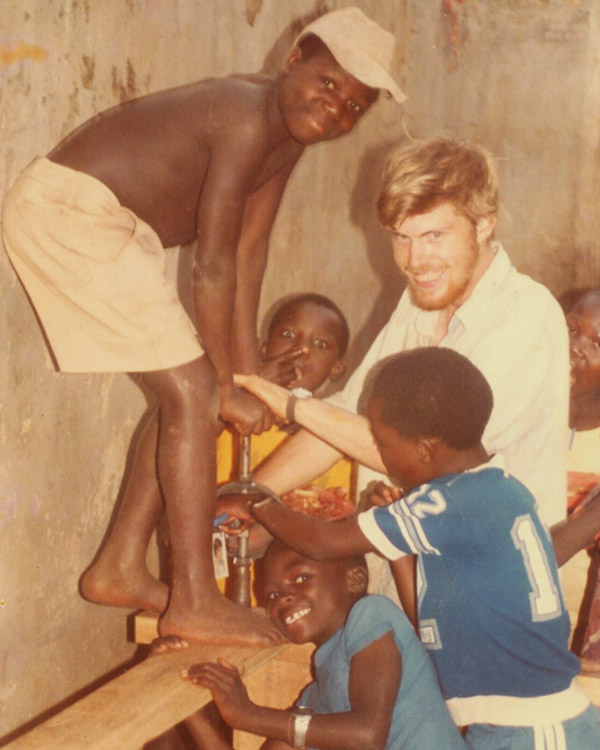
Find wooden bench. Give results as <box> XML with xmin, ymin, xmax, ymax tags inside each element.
<box><xmin>133</xmin><ymin>612</ymin><xmax>313</xmax><ymax>750</ymax></box>
<box><xmin>3</xmin><ymin>610</ymin><xmax>313</xmax><ymax>750</ymax></box>
<box><xmin>6</xmin><ymin>610</ymin><xmax>596</xmax><ymax>749</ymax></box>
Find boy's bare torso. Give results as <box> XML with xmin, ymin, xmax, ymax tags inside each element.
<box><xmin>49</xmin><ymin>74</ymin><xmax>304</xmax><ymax>248</ymax></box>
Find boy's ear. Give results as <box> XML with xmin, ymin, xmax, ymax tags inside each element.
<box><xmin>416</xmin><ymin>437</ymin><xmax>438</xmax><ymax>463</ymax></box>
<box><xmin>282</xmin><ymin>45</ymin><xmax>303</xmax><ymax>74</ymax></box>
<box><xmin>259</xmin><ymin>340</ymin><xmax>268</xmax><ymax>360</ymax></box>
<box><xmin>328</xmin><ymin>361</ymin><xmax>346</xmax><ymax>382</ymax></box>
<box><xmin>346</xmin><ymin>564</ymin><xmax>368</xmax><ymax>596</ymax></box>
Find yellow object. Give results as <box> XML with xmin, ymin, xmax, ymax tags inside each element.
<box><xmin>216</xmin><ymin>425</ymin><xmax>354</xmax><ymax>603</ymax></box>
<box><xmin>217</xmin><ymin>424</ymin><xmax>353</xmax><ymax>489</ymax></box>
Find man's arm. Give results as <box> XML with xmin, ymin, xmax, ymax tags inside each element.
<box><xmin>234</xmin><ymin>374</ymin><xmax>387</xmax><ymax>489</ymax></box>
<box><xmin>232</xmin><ymin>159</ymin><xmax>299</xmax><ymax>376</ymax></box>
<box><xmin>253</xmin><ymin>427</ymin><xmax>346</xmax><ymax>496</ymax></box>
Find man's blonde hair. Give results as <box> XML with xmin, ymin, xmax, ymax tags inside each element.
<box><xmin>377</xmin><ymin>136</ymin><xmax>499</xmax><ymax>230</ymax></box>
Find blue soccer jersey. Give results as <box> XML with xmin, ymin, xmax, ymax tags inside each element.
<box><xmin>358</xmin><ymin>455</ymin><xmax>587</xmax><ymax>729</ymax></box>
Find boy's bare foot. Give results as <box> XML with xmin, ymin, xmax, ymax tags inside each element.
<box><xmin>80</xmin><ymin>558</ymin><xmax>168</xmax><ymax>613</ymax></box>
<box><xmin>159</xmin><ymin>595</ymin><xmax>287</xmax><ymax>647</ymax></box>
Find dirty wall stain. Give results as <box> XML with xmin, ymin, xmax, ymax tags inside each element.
<box><xmin>0</xmin><ymin>41</ymin><xmax>47</xmax><ymax>70</ymax></box>
<box><xmin>245</xmin><ymin>0</ymin><xmax>263</xmax><ymax>27</ymax></box>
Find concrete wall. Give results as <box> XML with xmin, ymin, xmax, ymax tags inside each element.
<box><xmin>1</xmin><ymin>0</ymin><xmax>599</xmax><ymax>739</ymax></box>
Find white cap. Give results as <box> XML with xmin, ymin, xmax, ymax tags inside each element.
<box><xmin>290</xmin><ymin>6</ymin><xmax>406</xmax><ymax>103</ymax></box>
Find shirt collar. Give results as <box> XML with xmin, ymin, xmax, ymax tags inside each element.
<box><xmin>449</xmin><ymin>241</ymin><xmax>509</xmax><ymax>332</ymax></box>
<box><xmin>465</xmin><ymin>452</ymin><xmax>508</xmax><ymax>476</ymax></box>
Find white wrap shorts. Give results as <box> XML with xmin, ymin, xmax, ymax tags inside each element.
<box><xmin>2</xmin><ymin>158</ymin><xmax>203</xmax><ymax>372</ymax></box>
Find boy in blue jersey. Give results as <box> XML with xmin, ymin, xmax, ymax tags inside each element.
<box><xmin>218</xmin><ymin>348</ymin><xmax>600</xmax><ymax>749</ymax></box>
<box><xmin>176</xmin><ymin>539</ymin><xmax>466</xmax><ymax>750</ymax></box>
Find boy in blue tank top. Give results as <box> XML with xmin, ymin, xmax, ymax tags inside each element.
<box><xmin>220</xmin><ymin>347</ymin><xmax>600</xmax><ymax>749</ymax></box>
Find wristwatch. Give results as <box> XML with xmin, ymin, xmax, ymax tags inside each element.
<box><xmin>286</xmin><ymin>387</ymin><xmax>312</xmax><ymax>423</ymax></box>
<box><xmin>292</xmin><ymin>706</ymin><xmax>314</xmax><ymax>749</ymax></box>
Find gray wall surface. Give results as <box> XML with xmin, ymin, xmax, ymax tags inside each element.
<box><xmin>1</xmin><ymin>0</ymin><xmax>599</xmax><ymax>739</ymax></box>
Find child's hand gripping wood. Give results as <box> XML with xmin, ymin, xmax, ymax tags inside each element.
<box><xmin>182</xmin><ymin>659</ymin><xmax>253</xmax><ymax>728</ymax></box>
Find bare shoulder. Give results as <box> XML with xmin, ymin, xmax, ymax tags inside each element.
<box><xmin>184</xmin><ymin>74</ymin><xmax>303</xmax><ymax>185</ymax></box>
<box><xmin>187</xmin><ymin>74</ymin><xmax>278</xmax><ymax>149</ymax></box>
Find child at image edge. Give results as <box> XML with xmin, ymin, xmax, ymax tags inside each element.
<box><xmin>562</xmin><ymin>289</ymin><xmax>600</xmax><ymax>664</ymax></box>
<box><xmin>220</xmin><ymin>348</ymin><xmax>600</xmax><ymax>749</ymax></box>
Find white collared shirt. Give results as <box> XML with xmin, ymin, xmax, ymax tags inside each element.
<box><xmin>331</xmin><ymin>242</ymin><xmax>569</xmax><ymax>526</ymax></box>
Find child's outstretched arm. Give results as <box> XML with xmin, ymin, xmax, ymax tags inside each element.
<box><xmin>551</xmin><ymin>485</ymin><xmax>600</xmax><ymax>567</ymax></box>
<box><xmin>184</xmin><ymin>633</ymin><xmax>401</xmax><ymax>750</ymax></box>
<box><xmin>216</xmin><ymin>492</ymin><xmax>374</xmax><ymax>561</ymax></box>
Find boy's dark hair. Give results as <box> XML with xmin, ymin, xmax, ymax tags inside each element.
<box><xmin>369</xmin><ymin>348</ymin><xmax>493</xmax><ymax>450</ymax></box>
<box><xmin>268</xmin><ymin>292</ymin><xmax>350</xmax><ymax>357</ymax></box>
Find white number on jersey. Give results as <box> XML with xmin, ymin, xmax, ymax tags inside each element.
<box><xmin>511</xmin><ymin>514</ymin><xmax>561</xmax><ymax>621</ymax></box>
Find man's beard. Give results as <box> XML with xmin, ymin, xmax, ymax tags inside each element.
<box><xmin>407</xmin><ymin>235</ymin><xmax>479</xmax><ymax>311</ymax></box>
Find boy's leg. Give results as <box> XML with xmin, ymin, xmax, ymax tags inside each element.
<box><xmin>184</xmin><ymin>703</ymin><xmax>233</xmax><ymax>750</ymax></box>
<box><xmin>81</xmin><ymin>411</ymin><xmax>168</xmax><ymax>613</ymax></box>
<box><xmin>134</xmin><ymin>356</ymin><xmax>283</xmax><ymax>644</ymax></box>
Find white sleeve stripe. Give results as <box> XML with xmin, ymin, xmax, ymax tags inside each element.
<box><xmin>391</xmin><ymin>501</ymin><xmax>440</xmax><ymax>555</ymax></box>
<box><xmin>357</xmin><ymin>510</ymin><xmax>405</xmax><ymax>560</ymax></box>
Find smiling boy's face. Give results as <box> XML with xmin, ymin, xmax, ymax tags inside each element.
<box><xmin>263</xmin><ymin>542</ymin><xmax>364</xmax><ymax>647</ymax></box>
<box><xmin>278</xmin><ymin>43</ymin><xmax>379</xmax><ymax>146</ymax></box>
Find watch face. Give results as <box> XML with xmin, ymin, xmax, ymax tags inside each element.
<box><xmin>290</xmin><ymin>386</ymin><xmax>312</xmax><ymax>399</ymax></box>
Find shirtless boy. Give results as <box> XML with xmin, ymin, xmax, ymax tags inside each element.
<box><xmin>1</xmin><ymin>7</ymin><xmax>404</xmax><ymax>644</ymax></box>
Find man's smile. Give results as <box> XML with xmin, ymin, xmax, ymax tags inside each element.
<box><xmin>409</xmin><ymin>268</ymin><xmax>447</xmax><ymax>287</ymax></box>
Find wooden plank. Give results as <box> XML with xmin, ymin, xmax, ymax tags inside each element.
<box><xmin>5</xmin><ymin>643</ymin><xmax>288</xmax><ymax>750</ymax></box>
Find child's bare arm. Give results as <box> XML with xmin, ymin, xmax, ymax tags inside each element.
<box><xmin>232</xmin><ymin>160</ymin><xmax>299</xmax><ymax>376</ymax></box>
<box><xmin>192</xmin><ymin>116</ymin><xmax>295</xmax><ymax>434</ymax></box>
<box><xmin>185</xmin><ymin>633</ymin><xmax>401</xmax><ymax>750</ymax></box>
<box><xmin>216</xmin><ymin>492</ymin><xmax>374</xmax><ymax>561</ymax></box>
<box><xmin>551</xmin><ymin>485</ymin><xmax>600</xmax><ymax>567</ymax></box>
<box><xmin>345</xmin><ymin>632</ymin><xmax>402</xmax><ymax>749</ymax></box>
